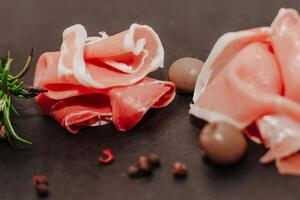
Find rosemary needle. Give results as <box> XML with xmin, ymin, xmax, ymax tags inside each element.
<box><xmin>0</xmin><ymin>49</ymin><xmax>46</xmax><ymax>148</ymax></box>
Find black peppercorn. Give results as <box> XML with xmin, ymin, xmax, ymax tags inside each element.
<box><xmin>148</xmin><ymin>153</ymin><xmax>161</xmax><ymax>168</ymax></box>
<box><xmin>128</xmin><ymin>166</ymin><xmax>140</xmax><ymax>177</ymax></box>
<box><xmin>137</xmin><ymin>155</ymin><xmax>149</xmax><ymax>164</ymax></box>
<box><xmin>137</xmin><ymin>155</ymin><xmax>152</xmax><ymax>175</ymax></box>
<box><xmin>172</xmin><ymin>162</ymin><xmax>187</xmax><ymax>179</ymax></box>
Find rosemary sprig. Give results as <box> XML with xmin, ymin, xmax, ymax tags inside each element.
<box><xmin>0</xmin><ymin>49</ymin><xmax>46</xmax><ymax>149</ymax></box>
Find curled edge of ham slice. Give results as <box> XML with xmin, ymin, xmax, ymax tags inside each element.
<box><xmin>257</xmin><ymin>115</ymin><xmax>300</xmax><ymax>176</ymax></box>
<box><xmin>35</xmin><ymin>23</ymin><xmax>164</xmax><ymax>89</ymax></box>
<box><xmin>34</xmin><ymin>24</ymin><xmax>175</xmax><ymax>133</ymax></box>
<box><xmin>190</xmin><ymin>27</ymin><xmax>272</xmax><ymax>128</ymax></box>
<box><xmin>38</xmin><ymin>78</ymin><xmax>175</xmax><ymax>133</ymax></box>
<box><xmin>257</xmin><ymin>9</ymin><xmax>300</xmax><ymax>175</ymax></box>
<box><xmin>192</xmin><ymin>27</ymin><xmax>271</xmax><ymax>103</ymax></box>
<box><xmin>190</xmin><ymin>8</ymin><xmax>300</xmax><ymax>176</ymax></box>
<box><xmin>271</xmin><ymin>8</ymin><xmax>300</xmax><ymax>103</ymax></box>
<box><xmin>258</xmin><ymin>115</ymin><xmax>300</xmax><ymax>162</ymax></box>
<box><xmin>36</xmin><ymin>77</ymin><xmax>175</xmax><ymax>133</ymax></box>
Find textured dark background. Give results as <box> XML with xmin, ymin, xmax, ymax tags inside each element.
<box><xmin>0</xmin><ymin>0</ymin><xmax>300</xmax><ymax>199</ymax></box>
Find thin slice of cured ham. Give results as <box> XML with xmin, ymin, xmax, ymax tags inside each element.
<box><xmin>192</xmin><ymin>27</ymin><xmax>271</xmax><ymax>103</ymax></box>
<box><xmin>190</xmin><ymin>8</ymin><xmax>300</xmax><ymax>176</ymax></box>
<box><xmin>44</xmin><ymin>77</ymin><xmax>174</xmax><ymax>133</ymax></box>
<box><xmin>271</xmin><ymin>9</ymin><xmax>300</xmax><ymax>103</ymax></box>
<box><xmin>276</xmin><ymin>154</ymin><xmax>300</xmax><ymax>176</ymax></box>
<box><xmin>257</xmin><ymin>115</ymin><xmax>300</xmax><ymax>163</ymax></box>
<box><xmin>35</xmin><ymin>24</ymin><xmax>164</xmax><ymax>89</ymax></box>
<box><xmin>34</xmin><ymin>24</ymin><xmax>175</xmax><ymax>133</ymax></box>
<box><xmin>191</xmin><ymin>42</ymin><xmax>300</xmax><ymax>129</ymax></box>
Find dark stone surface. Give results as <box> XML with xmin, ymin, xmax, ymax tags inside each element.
<box><xmin>0</xmin><ymin>0</ymin><xmax>300</xmax><ymax>199</ymax></box>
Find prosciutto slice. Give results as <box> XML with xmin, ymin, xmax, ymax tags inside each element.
<box><xmin>34</xmin><ymin>24</ymin><xmax>175</xmax><ymax>133</ymax></box>
<box><xmin>190</xmin><ymin>8</ymin><xmax>300</xmax><ymax>176</ymax></box>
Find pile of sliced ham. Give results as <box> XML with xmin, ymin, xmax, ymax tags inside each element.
<box><xmin>34</xmin><ymin>24</ymin><xmax>175</xmax><ymax>133</ymax></box>
<box><xmin>190</xmin><ymin>8</ymin><xmax>300</xmax><ymax>176</ymax></box>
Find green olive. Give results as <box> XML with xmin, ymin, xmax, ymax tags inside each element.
<box><xmin>168</xmin><ymin>57</ymin><xmax>203</xmax><ymax>93</ymax></box>
<box><xmin>199</xmin><ymin>122</ymin><xmax>247</xmax><ymax>165</ymax></box>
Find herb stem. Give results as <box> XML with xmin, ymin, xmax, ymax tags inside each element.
<box><xmin>0</xmin><ymin>49</ymin><xmax>45</xmax><ymax>148</ymax></box>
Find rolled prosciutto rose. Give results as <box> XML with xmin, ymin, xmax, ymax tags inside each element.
<box><xmin>190</xmin><ymin>8</ymin><xmax>300</xmax><ymax>176</ymax></box>
<box><xmin>34</xmin><ymin>24</ymin><xmax>175</xmax><ymax>133</ymax></box>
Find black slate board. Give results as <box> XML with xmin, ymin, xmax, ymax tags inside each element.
<box><xmin>1</xmin><ymin>0</ymin><xmax>300</xmax><ymax>199</ymax></box>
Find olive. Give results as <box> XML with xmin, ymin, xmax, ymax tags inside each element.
<box><xmin>168</xmin><ymin>57</ymin><xmax>204</xmax><ymax>93</ymax></box>
<box><xmin>199</xmin><ymin>122</ymin><xmax>247</xmax><ymax>165</ymax></box>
